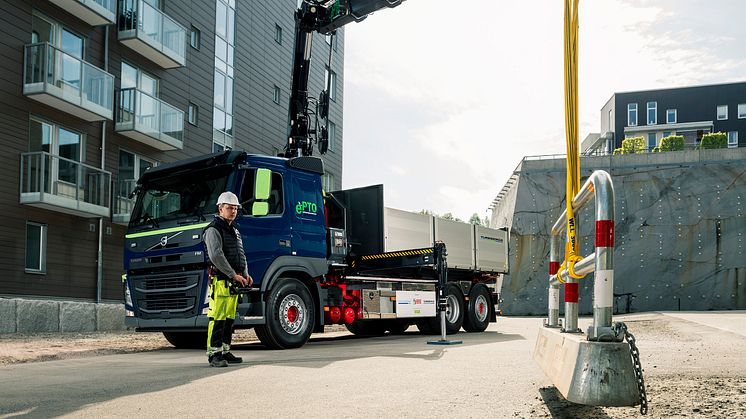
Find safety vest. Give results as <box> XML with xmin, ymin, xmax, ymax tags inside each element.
<box><xmin>205</xmin><ymin>216</ymin><xmax>246</xmax><ymax>280</ymax></box>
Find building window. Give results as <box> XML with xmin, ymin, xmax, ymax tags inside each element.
<box><xmin>607</xmin><ymin>109</ymin><xmax>613</xmax><ymax>132</ymax></box>
<box><xmin>666</xmin><ymin>109</ymin><xmax>676</xmax><ymax>124</ymax></box>
<box><xmin>121</xmin><ymin>62</ymin><xmax>158</xmax><ymax>95</ymax></box>
<box><xmin>322</xmin><ymin>173</ymin><xmax>334</xmax><ymax>191</ymax></box>
<box><xmin>213</xmin><ymin>0</ymin><xmax>236</xmax><ymax>152</ymax></box>
<box><xmin>647</xmin><ymin>101</ymin><xmax>657</xmax><ymax>125</ymax></box>
<box><xmin>662</xmin><ymin>131</ymin><xmax>671</xmax><ymax>138</ymax></box>
<box><xmin>328</xmin><ymin>121</ymin><xmax>336</xmax><ymax>151</ymax></box>
<box><xmin>739</xmin><ymin>104</ymin><xmax>746</xmax><ymax>119</ymax></box>
<box><xmin>728</xmin><ymin>131</ymin><xmax>738</xmax><ymax>148</ymax></box>
<box><xmin>717</xmin><ymin>105</ymin><xmax>728</xmax><ymax>120</ymax></box>
<box><xmin>647</xmin><ymin>132</ymin><xmax>656</xmax><ymax>150</ymax></box>
<box><xmin>627</xmin><ymin>103</ymin><xmax>637</xmax><ymax>126</ymax></box>
<box><xmin>188</xmin><ymin>103</ymin><xmax>199</xmax><ymax>125</ymax></box>
<box><xmin>29</xmin><ymin>117</ymin><xmax>83</xmax><ymax>185</ymax></box>
<box><xmin>275</xmin><ymin>24</ymin><xmax>282</xmax><ymax>44</ymax></box>
<box><xmin>25</xmin><ymin>222</ymin><xmax>47</xmax><ymax>273</ymax></box>
<box><xmin>190</xmin><ymin>27</ymin><xmax>201</xmax><ymax>49</ymax></box>
<box><xmin>273</xmin><ymin>85</ymin><xmax>281</xmax><ymax>104</ymax></box>
<box><xmin>118</xmin><ymin>150</ymin><xmax>154</xmax><ymax>200</ymax></box>
<box><xmin>324</xmin><ymin>66</ymin><xmax>337</xmax><ymax>101</ymax></box>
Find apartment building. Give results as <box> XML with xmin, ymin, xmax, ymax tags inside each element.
<box><xmin>0</xmin><ymin>0</ymin><xmax>344</xmax><ymax>300</ymax></box>
<box><xmin>583</xmin><ymin>81</ymin><xmax>746</xmax><ymax>154</ymax></box>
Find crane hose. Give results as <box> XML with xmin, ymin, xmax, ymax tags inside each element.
<box><xmin>559</xmin><ymin>0</ymin><xmax>586</xmax><ymax>282</ymax></box>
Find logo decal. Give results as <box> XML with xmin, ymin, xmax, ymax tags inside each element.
<box><xmin>295</xmin><ymin>201</ymin><xmax>318</xmax><ymax>215</ymax></box>
<box><xmin>160</xmin><ymin>236</ymin><xmax>169</xmax><ymax>247</ymax></box>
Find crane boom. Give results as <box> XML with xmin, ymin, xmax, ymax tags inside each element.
<box><xmin>285</xmin><ymin>0</ymin><xmax>405</xmax><ymax>158</ymax></box>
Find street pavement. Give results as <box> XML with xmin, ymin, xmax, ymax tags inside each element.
<box><xmin>1</xmin><ymin>312</ymin><xmax>744</xmax><ymax>418</ymax></box>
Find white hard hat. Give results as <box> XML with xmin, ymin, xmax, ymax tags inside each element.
<box><xmin>216</xmin><ymin>191</ymin><xmax>240</xmax><ymax>206</ymax></box>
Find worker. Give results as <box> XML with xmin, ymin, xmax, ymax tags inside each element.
<box><xmin>203</xmin><ymin>191</ymin><xmax>253</xmax><ymax>367</ymax></box>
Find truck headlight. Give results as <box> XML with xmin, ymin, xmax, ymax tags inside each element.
<box><xmin>124</xmin><ymin>284</ymin><xmax>133</xmax><ymax>306</ymax></box>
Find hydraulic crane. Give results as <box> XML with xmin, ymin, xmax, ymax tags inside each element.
<box><xmin>284</xmin><ymin>0</ymin><xmax>405</xmax><ymax>158</ymax></box>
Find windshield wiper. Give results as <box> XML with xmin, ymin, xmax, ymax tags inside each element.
<box><xmin>139</xmin><ymin>213</ymin><xmax>159</xmax><ymax>229</ymax></box>
<box><xmin>177</xmin><ymin>207</ymin><xmax>207</xmax><ymax>225</ymax></box>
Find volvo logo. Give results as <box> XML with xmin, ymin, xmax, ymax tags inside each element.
<box><xmin>145</xmin><ymin>231</ymin><xmax>183</xmax><ymax>251</ymax></box>
<box><xmin>160</xmin><ymin>236</ymin><xmax>169</xmax><ymax>247</ymax></box>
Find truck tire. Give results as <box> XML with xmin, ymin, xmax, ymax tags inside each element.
<box><xmin>463</xmin><ymin>284</ymin><xmax>491</xmax><ymax>333</ymax></box>
<box><xmin>256</xmin><ymin>278</ymin><xmax>315</xmax><ymax>349</ymax></box>
<box><xmin>345</xmin><ymin>320</ymin><xmax>387</xmax><ymax>336</ymax></box>
<box><xmin>162</xmin><ymin>331</ymin><xmax>207</xmax><ymax>349</ymax></box>
<box><xmin>417</xmin><ymin>283</ymin><xmax>464</xmax><ymax>335</ymax></box>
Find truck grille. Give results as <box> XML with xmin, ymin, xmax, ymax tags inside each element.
<box><xmin>130</xmin><ymin>270</ymin><xmax>203</xmax><ymax>319</ymax></box>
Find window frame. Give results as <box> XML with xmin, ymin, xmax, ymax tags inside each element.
<box><xmin>647</xmin><ymin>101</ymin><xmax>657</xmax><ymax>125</ymax></box>
<box><xmin>666</xmin><ymin>109</ymin><xmax>677</xmax><ymax>124</ymax></box>
<box><xmin>328</xmin><ymin>120</ymin><xmax>336</xmax><ymax>152</ymax></box>
<box><xmin>273</xmin><ymin>85</ymin><xmax>281</xmax><ymax>104</ymax></box>
<box><xmin>627</xmin><ymin>103</ymin><xmax>638</xmax><ymax>126</ymax></box>
<box><xmin>190</xmin><ymin>26</ymin><xmax>201</xmax><ymax>50</ymax></box>
<box><xmin>275</xmin><ymin>24</ymin><xmax>282</xmax><ymax>45</ymax></box>
<box><xmin>187</xmin><ymin>102</ymin><xmax>199</xmax><ymax>126</ymax></box>
<box><xmin>25</xmin><ymin>221</ymin><xmax>47</xmax><ymax>274</ymax></box>
<box><xmin>728</xmin><ymin>131</ymin><xmax>738</xmax><ymax>148</ymax></box>
<box><xmin>717</xmin><ymin>105</ymin><xmax>728</xmax><ymax>120</ymax></box>
<box><xmin>738</xmin><ymin>104</ymin><xmax>746</xmax><ymax>119</ymax></box>
<box><xmin>324</xmin><ymin>66</ymin><xmax>337</xmax><ymax>102</ymax></box>
<box><xmin>647</xmin><ymin>132</ymin><xmax>657</xmax><ymax>150</ymax></box>
<box><xmin>239</xmin><ymin>169</ymin><xmax>285</xmax><ymax>217</ymax></box>
<box><xmin>322</xmin><ymin>173</ymin><xmax>334</xmax><ymax>192</ymax></box>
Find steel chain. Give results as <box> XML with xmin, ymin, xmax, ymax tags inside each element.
<box><xmin>614</xmin><ymin>322</ymin><xmax>648</xmax><ymax>415</ymax></box>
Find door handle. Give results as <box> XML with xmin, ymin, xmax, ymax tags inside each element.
<box><xmin>279</xmin><ymin>239</ymin><xmax>291</xmax><ymax>247</ymax></box>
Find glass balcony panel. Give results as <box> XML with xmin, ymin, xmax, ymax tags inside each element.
<box><xmin>116</xmin><ymin>89</ymin><xmax>184</xmax><ymax>150</ymax></box>
<box><xmin>23</xmin><ymin>43</ymin><xmax>114</xmax><ymax>121</ymax></box>
<box><xmin>20</xmin><ymin>152</ymin><xmax>111</xmax><ymax>218</ymax></box>
<box><xmin>113</xmin><ymin>178</ymin><xmax>138</xmax><ymax>224</ymax></box>
<box><xmin>48</xmin><ymin>0</ymin><xmax>116</xmax><ymax>26</ymax></box>
<box><xmin>117</xmin><ymin>0</ymin><xmax>186</xmax><ymax>68</ymax></box>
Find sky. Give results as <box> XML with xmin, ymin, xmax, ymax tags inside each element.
<box><xmin>340</xmin><ymin>0</ymin><xmax>746</xmax><ymax>222</ymax></box>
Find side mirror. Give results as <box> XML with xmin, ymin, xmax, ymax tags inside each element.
<box><xmin>252</xmin><ymin>168</ymin><xmax>271</xmax><ymax>217</ymax></box>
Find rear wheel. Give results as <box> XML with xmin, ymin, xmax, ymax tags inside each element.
<box><xmin>418</xmin><ymin>283</ymin><xmax>464</xmax><ymax>335</ymax></box>
<box><xmin>162</xmin><ymin>331</ymin><xmax>207</xmax><ymax>349</ymax></box>
<box><xmin>256</xmin><ymin>278</ymin><xmax>315</xmax><ymax>349</ymax></box>
<box><xmin>463</xmin><ymin>284</ymin><xmax>491</xmax><ymax>332</ymax></box>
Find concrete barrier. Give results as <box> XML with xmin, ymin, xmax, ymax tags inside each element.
<box><xmin>533</xmin><ymin>326</ymin><xmax>639</xmax><ymax>406</ymax></box>
<box><xmin>0</xmin><ymin>297</ymin><xmax>126</xmax><ymax>334</ymax></box>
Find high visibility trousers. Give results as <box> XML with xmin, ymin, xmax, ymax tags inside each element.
<box><xmin>206</xmin><ymin>278</ymin><xmax>238</xmax><ymax>356</ymax></box>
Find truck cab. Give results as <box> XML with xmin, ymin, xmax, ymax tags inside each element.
<box><xmin>124</xmin><ymin>151</ymin><xmax>328</xmax><ymax>336</ymax></box>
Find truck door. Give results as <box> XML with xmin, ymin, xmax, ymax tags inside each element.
<box><xmin>289</xmin><ymin>171</ymin><xmax>326</xmax><ymax>259</ymax></box>
<box><xmin>237</xmin><ymin>166</ymin><xmax>291</xmax><ymax>287</ymax></box>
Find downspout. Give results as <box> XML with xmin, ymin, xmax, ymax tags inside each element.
<box><xmin>96</xmin><ymin>25</ymin><xmax>110</xmax><ymax>303</ymax></box>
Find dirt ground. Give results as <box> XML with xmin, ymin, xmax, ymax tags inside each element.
<box><xmin>2</xmin><ymin>314</ymin><xmax>745</xmax><ymax>418</ymax></box>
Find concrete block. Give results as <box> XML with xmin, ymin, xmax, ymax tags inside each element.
<box><xmin>533</xmin><ymin>326</ymin><xmax>639</xmax><ymax>407</ymax></box>
<box><xmin>0</xmin><ymin>298</ymin><xmax>17</xmax><ymax>333</ymax></box>
<box><xmin>60</xmin><ymin>302</ymin><xmax>96</xmax><ymax>332</ymax></box>
<box><xmin>96</xmin><ymin>303</ymin><xmax>126</xmax><ymax>331</ymax></box>
<box><xmin>16</xmin><ymin>300</ymin><xmax>59</xmax><ymax>333</ymax></box>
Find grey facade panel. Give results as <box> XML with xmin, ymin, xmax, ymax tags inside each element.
<box><xmin>0</xmin><ymin>0</ymin><xmax>344</xmax><ymax>300</ymax></box>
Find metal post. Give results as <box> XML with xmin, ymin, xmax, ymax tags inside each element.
<box><xmin>546</xmin><ymin>234</ymin><xmax>561</xmax><ymax>327</ymax></box>
<box><xmin>427</xmin><ymin>242</ymin><xmax>462</xmax><ymax>346</ymax></box>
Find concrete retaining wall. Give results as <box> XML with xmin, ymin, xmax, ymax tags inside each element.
<box><xmin>491</xmin><ymin>148</ymin><xmax>746</xmax><ymax>315</ymax></box>
<box><xmin>0</xmin><ymin>298</ymin><xmax>125</xmax><ymax>333</ymax></box>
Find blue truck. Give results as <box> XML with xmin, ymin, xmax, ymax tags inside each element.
<box><xmin>123</xmin><ymin>150</ymin><xmax>509</xmax><ymax>349</ymax></box>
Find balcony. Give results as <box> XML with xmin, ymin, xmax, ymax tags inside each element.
<box><xmin>113</xmin><ymin>179</ymin><xmax>137</xmax><ymax>225</ymax></box>
<box><xmin>23</xmin><ymin>43</ymin><xmax>114</xmax><ymax>121</ymax></box>
<box><xmin>118</xmin><ymin>0</ymin><xmax>187</xmax><ymax>69</ymax></box>
<box><xmin>20</xmin><ymin>152</ymin><xmax>111</xmax><ymax>218</ymax></box>
<box><xmin>115</xmin><ymin>88</ymin><xmax>184</xmax><ymax>150</ymax></box>
<box><xmin>49</xmin><ymin>0</ymin><xmax>116</xmax><ymax>26</ymax></box>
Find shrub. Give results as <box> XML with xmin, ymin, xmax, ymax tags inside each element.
<box><xmin>619</xmin><ymin>136</ymin><xmax>646</xmax><ymax>154</ymax></box>
<box><xmin>659</xmin><ymin>135</ymin><xmax>684</xmax><ymax>152</ymax></box>
<box><xmin>700</xmin><ymin>132</ymin><xmax>727</xmax><ymax>149</ymax></box>
<box><xmin>652</xmin><ymin>146</ymin><xmax>660</xmax><ymax>153</ymax></box>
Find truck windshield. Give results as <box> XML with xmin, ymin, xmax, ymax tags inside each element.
<box><xmin>129</xmin><ymin>167</ymin><xmax>232</xmax><ymax>229</ymax></box>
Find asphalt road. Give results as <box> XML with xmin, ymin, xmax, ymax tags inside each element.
<box><xmin>1</xmin><ymin>313</ymin><xmax>744</xmax><ymax>418</ymax></box>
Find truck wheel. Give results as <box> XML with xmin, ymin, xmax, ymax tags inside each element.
<box><xmin>418</xmin><ymin>283</ymin><xmax>464</xmax><ymax>335</ymax></box>
<box><xmin>345</xmin><ymin>320</ymin><xmax>387</xmax><ymax>336</ymax></box>
<box><xmin>162</xmin><ymin>331</ymin><xmax>207</xmax><ymax>349</ymax></box>
<box><xmin>256</xmin><ymin>278</ymin><xmax>315</xmax><ymax>349</ymax></box>
<box><xmin>463</xmin><ymin>284</ymin><xmax>491</xmax><ymax>333</ymax></box>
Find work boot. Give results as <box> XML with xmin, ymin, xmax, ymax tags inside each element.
<box><xmin>209</xmin><ymin>353</ymin><xmax>228</xmax><ymax>367</ymax></box>
<box><xmin>222</xmin><ymin>352</ymin><xmax>243</xmax><ymax>364</ymax></box>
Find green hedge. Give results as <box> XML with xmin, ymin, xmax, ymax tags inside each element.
<box><xmin>659</xmin><ymin>135</ymin><xmax>684</xmax><ymax>152</ymax></box>
<box><xmin>701</xmin><ymin>132</ymin><xmax>727</xmax><ymax>149</ymax></box>
<box><xmin>614</xmin><ymin>136</ymin><xmax>646</xmax><ymax>154</ymax></box>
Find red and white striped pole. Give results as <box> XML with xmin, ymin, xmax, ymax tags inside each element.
<box><xmin>588</xmin><ymin>170</ymin><xmax>616</xmax><ymax>341</ymax></box>
<box><xmin>547</xmin><ymin>234</ymin><xmax>561</xmax><ymax>327</ymax></box>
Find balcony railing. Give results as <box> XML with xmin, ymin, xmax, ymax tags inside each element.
<box><xmin>115</xmin><ymin>88</ymin><xmax>184</xmax><ymax>150</ymax></box>
<box><xmin>20</xmin><ymin>152</ymin><xmax>111</xmax><ymax>218</ymax></box>
<box><xmin>23</xmin><ymin>42</ymin><xmax>114</xmax><ymax>121</ymax></box>
<box><xmin>49</xmin><ymin>0</ymin><xmax>116</xmax><ymax>26</ymax></box>
<box><xmin>118</xmin><ymin>0</ymin><xmax>187</xmax><ymax>68</ymax></box>
<box><xmin>113</xmin><ymin>178</ymin><xmax>138</xmax><ymax>225</ymax></box>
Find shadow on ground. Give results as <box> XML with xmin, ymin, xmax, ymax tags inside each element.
<box><xmin>538</xmin><ymin>386</ymin><xmax>612</xmax><ymax>419</ymax></box>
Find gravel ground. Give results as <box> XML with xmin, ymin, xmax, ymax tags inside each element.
<box><xmin>2</xmin><ymin>313</ymin><xmax>745</xmax><ymax>418</ymax></box>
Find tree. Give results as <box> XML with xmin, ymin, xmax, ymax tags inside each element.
<box><xmin>469</xmin><ymin>213</ymin><xmax>483</xmax><ymax>225</ymax></box>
